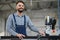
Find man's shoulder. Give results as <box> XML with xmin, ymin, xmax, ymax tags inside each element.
<box><xmin>24</xmin><ymin>15</ymin><xmax>31</xmax><ymax>20</ymax></box>
<box><xmin>8</xmin><ymin>14</ymin><xmax>13</xmax><ymax>17</ymax></box>
<box><xmin>8</xmin><ymin>12</ymin><xmax>16</xmax><ymax>17</ymax></box>
<box><xmin>8</xmin><ymin>13</ymin><xmax>15</xmax><ymax>19</ymax></box>
<box><xmin>24</xmin><ymin>15</ymin><xmax>30</xmax><ymax>18</ymax></box>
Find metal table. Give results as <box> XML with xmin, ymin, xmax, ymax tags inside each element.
<box><xmin>0</xmin><ymin>36</ymin><xmax>60</xmax><ymax>40</ymax></box>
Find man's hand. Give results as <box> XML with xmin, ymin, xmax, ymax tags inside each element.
<box><xmin>16</xmin><ymin>34</ymin><xmax>25</xmax><ymax>39</ymax></box>
<box><xmin>39</xmin><ymin>30</ymin><xmax>46</xmax><ymax>36</ymax></box>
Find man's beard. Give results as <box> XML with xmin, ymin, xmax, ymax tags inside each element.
<box><xmin>18</xmin><ymin>9</ymin><xmax>24</xmax><ymax>13</ymax></box>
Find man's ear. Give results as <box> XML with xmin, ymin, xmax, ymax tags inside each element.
<box><xmin>16</xmin><ymin>6</ymin><xmax>17</xmax><ymax>10</ymax></box>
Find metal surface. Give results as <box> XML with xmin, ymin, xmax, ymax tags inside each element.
<box><xmin>1</xmin><ymin>36</ymin><xmax>60</xmax><ymax>40</ymax></box>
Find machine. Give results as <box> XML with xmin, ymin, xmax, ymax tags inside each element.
<box><xmin>45</xmin><ymin>16</ymin><xmax>60</xmax><ymax>36</ymax></box>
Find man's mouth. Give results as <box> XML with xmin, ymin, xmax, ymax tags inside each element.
<box><xmin>19</xmin><ymin>8</ymin><xmax>23</xmax><ymax>9</ymax></box>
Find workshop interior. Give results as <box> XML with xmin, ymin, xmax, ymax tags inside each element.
<box><xmin>0</xmin><ymin>0</ymin><xmax>59</xmax><ymax>40</ymax></box>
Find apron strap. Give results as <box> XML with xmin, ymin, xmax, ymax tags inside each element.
<box><xmin>13</xmin><ymin>14</ymin><xmax>26</xmax><ymax>26</ymax></box>
<box><xmin>13</xmin><ymin>14</ymin><xmax>17</xmax><ymax>25</ymax></box>
<box><xmin>24</xmin><ymin>15</ymin><xmax>26</xmax><ymax>26</ymax></box>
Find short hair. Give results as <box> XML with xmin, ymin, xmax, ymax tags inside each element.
<box><xmin>16</xmin><ymin>1</ymin><xmax>25</xmax><ymax>5</ymax></box>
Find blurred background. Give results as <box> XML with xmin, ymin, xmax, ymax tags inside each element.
<box><xmin>0</xmin><ymin>0</ymin><xmax>58</xmax><ymax>38</ymax></box>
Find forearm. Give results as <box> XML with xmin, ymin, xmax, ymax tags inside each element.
<box><xmin>29</xmin><ymin>25</ymin><xmax>39</xmax><ymax>33</ymax></box>
<box><xmin>6</xmin><ymin>27</ymin><xmax>18</xmax><ymax>36</ymax></box>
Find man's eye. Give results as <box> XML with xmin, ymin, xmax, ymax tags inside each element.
<box><xmin>18</xmin><ymin>5</ymin><xmax>24</xmax><ymax>6</ymax></box>
<box><xmin>19</xmin><ymin>5</ymin><xmax>21</xmax><ymax>6</ymax></box>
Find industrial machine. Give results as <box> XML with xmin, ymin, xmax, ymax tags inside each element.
<box><xmin>45</xmin><ymin>16</ymin><xmax>60</xmax><ymax>36</ymax></box>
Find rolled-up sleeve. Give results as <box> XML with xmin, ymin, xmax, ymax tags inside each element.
<box><xmin>27</xmin><ymin>16</ymin><xmax>39</xmax><ymax>33</ymax></box>
<box><xmin>6</xmin><ymin>14</ymin><xmax>18</xmax><ymax>36</ymax></box>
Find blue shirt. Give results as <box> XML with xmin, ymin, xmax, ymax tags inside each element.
<box><xmin>6</xmin><ymin>12</ymin><xmax>39</xmax><ymax>36</ymax></box>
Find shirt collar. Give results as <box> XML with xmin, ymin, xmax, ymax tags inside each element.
<box><xmin>15</xmin><ymin>12</ymin><xmax>24</xmax><ymax>17</ymax></box>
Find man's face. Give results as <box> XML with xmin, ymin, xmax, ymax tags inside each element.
<box><xmin>16</xmin><ymin>2</ymin><xmax>25</xmax><ymax>12</ymax></box>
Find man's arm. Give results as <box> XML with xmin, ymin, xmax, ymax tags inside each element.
<box><xmin>27</xmin><ymin>16</ymin><xmax>39</xmax><ymax>33</ymax></box>
<box><xmin>6</xmin><ymin>14</ymin><xmax>18</xmax><ymax>36</ymax></box>
<box><xmin>27</xmin><ymin>16</ymin><xmax>45</xmax><ymax>36</ymax></box>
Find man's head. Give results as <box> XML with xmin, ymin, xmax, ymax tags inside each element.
<box><xmin>16</xmin><ymin>1</ymin><xmax>25</xmax><ymax>13</ymax></box>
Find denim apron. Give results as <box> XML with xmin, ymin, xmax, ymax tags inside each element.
<box><xmin>13</xmin><ymin>14</ymin><xmax>27</xmax><ymax>36</ymax></box>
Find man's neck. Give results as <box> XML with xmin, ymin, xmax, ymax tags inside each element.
<box><xmin>17</xmin><ymin>11</ymin><xmax>23</xmax><ymax>16</ymax></box>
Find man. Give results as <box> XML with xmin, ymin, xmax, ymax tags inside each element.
<box><xmin>6</xmin><ymin>1</ymin><xmax>45</xmax><ymax>40</ymax></box>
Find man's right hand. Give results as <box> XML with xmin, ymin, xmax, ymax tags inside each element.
<box><xmin>16</xmin><ymin>34</ymin><xmax>25</xmax><ymax>39</ymax></box>
<box><xmin>39</xmin><ymin>30</ymin><xmax>45</xmax><ymax>36</ymax></box>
